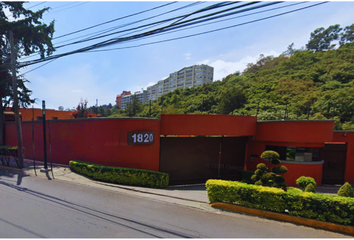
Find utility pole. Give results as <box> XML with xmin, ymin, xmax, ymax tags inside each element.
<box><xmin>9</xmin><ymin>29</ymin><xmax>24</xmax><ymax>168</ymax></box>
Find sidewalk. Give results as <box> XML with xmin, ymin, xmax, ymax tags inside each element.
<box><xmin>0</xmin><ymin>159</ymin><xmax>210</xmax><ymax>204</ymax></box>
<box><xmin>0</xmin><ymin>158</ymin><xmax>343</xmax><ymax>204</ymax></box>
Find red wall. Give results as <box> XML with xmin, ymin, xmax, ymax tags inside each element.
<box><xmin>5</xmin><ymin>108</ymin><xmax>78</xmax><ymax>121</ymax></box>
<box><xmin>244</xmin><ymin>140</ymin><xmax>323</xmax><ymax>187</ymax></box>
<box><xmin>5</xmin><ymin>118</ymin><xmax>161</xmax><ymax>171</ymax></box>
<box><xmin>160</xmin><ymin>114</ymin><xmax>257</xmax><ymax>136</ymax></box>
<box><xmin>244</xmin><ymin>120</ymin><xmax>334</xmax><ymax>186</ymax></box>
<box><xmin>255</xmin><ymin>121</ymin><xmax>334</xmax><ymax>143</ymax></box>
<box><xmin>333</xmin><ymin>131</ymin><xmax>354</xmax><ymax>183</ymax></box>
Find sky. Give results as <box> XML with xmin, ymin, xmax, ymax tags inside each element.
<box><xmin>9</xmin><ymin>1</ymin><xmax>354</xmax><ymax>110</ymax></box>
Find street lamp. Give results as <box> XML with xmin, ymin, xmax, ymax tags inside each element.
<box><xmin>40</xmin><ymin>100</ymin><xmax>49</xmax><ymax>172</ymax></box>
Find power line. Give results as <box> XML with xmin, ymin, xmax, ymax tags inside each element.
<box><xmin>87</xmin><ymin>2</ymin><xmax>328</xmax><ymax>53</ymax></box>
<box><xmin>53</xmin><ymin>2</ymin><xmax>253</xmax><ymax>49</ymax></box>
<box><xmin>19</xmin><ymin>1</ymin><xmax>203</xmax><ymax>61</ymax></box>
<box><xmin>53</xmin><ymin>1</ymin><xmax>178</xmax><ymax>40</ymax></box>
<box><xmin>27</xmin><ymin>2</ymin><xmax>46</xmax><ymax>9</ymax></box>
<box><xmin>9</xmin><ymin>1</ymin><xmax>327</xmax><ymax>73</ymax></box>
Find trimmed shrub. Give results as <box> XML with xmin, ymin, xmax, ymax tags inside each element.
<box><xmin>69</xmin><ymin>160</ymin><xmax>169</xmax><ymax>188</ymax></box>
<box><xmin>251</xmin><ymin>151</ymin><xmax>287</xmax><ymax>188</ymax></box>
<box><xmin>296</xmin><ymin>176</ymin><xmax>317</xmax><ymax>189</ymax></box>
<box><xmin>206</xmin><ymin>179</ymin><xmax>354</xmax><ymax>226</ymax></box>
<box><xmin>337</xmin><ymin>182</ymin><xmax>354</xmax><ymax>198</ymax></box>
<box><xmin>241</xmin><ymin>170</ymin><xmax>254</xmax><ymax>184</ymax></box>
<box><xmin>305</xmin><ymin>183</ymin><xmax>316</xmax><ymax>193</ymax></box>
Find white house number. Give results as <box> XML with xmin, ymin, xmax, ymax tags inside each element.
<box><xmin>128</xmin><ymin>132</ymin><xmax>154</xmax><ymax>145</ymax></box>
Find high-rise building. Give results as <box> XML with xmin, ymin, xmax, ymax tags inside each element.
<box><xmin>116</xmin><ymin>91</ymin><xmax>131</xmax><ymax>109</ymax></box>
<box><xmin>121</xmin><ymin>90</ymin><xmax>148</xmax><ymax>110</ymax></box>
<box><xmin>116</xmin><ymin>64</ymin><xmax>214</xmax><ymax>108</ymax></box>
<box><xmin>147</xmin><ymin>64</ymin><xmax>213</xmax><ymax>101</ymax></box>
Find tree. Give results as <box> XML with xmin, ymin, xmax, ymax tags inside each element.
<box><xmin>216</xmin><ymin>84</ymin><xmax>246</xmax><ymax>114</ymax></box>
<box><xmin>0</xmin><ymin>2</ymin><xmax>55</xmax><ymax>152</ymax></box>
<box><xmin>72</xmin><ymin>99</ymin><xmax>93</xmax><ymax>118</ymax></box>
<box><xmin>250</xmin><ymin>151</ymin><xmax>288</xmax><ymax>189</ymax></box>
<box><xmin>340</xmin><ymin>24</ymin><xmax>354</xmax><ymax>45</ymax></box>
<box><xmin>125</xmin><ymin>95</ymin><xmax>142</xmax><ymax>117</ymax></box>
<box><xmin>58</xmin><ymin>106</ymin><xmax>64</xmax><ymax>111</ymax></box>
<box><xmin>306</xmin><ymin>24</ymin><xmax>342</xmax><ymax>52</ymax></box>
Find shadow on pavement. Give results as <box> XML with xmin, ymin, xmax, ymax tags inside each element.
<box><xmin>0</xmin><ymin>180</ymin><xmax>198</xmax><ymax>238</ymax></box>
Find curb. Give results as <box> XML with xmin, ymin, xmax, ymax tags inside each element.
<box><xmin>96</xmin><ymin>182</ymin><xmax>207</xmax><ymax>204</ymax></box>
<box><xmin>210</xmin><ymin>202</ymin><xmax>354</xmax><ymax>236</ymax></box>
<box><xmin>0</xmin><ymin>165</ymin><xmax>23</xmax><ymax>172</ymax></box>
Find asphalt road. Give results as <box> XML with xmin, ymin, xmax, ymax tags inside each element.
<box><xmin>0</xmin><ymin>169</ymin><xmax>350</xmax><ymax>238</ymax></box>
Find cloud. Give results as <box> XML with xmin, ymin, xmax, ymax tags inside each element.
<box><xmin>184</xmin><ymin>53</ymin><xmax>192</xmax><ymax>60</ymax></box>
<box><xmin>26</xmin><ymin>63</ymin><xmax>108</xmax><ymax>109</ymax></box>
<box><xmin>131</xmin><ymin>82</ymin><xmax>156</xmax><ymax>93</ymax></box>
<box><xmin>197</xmin><ymin>50</ymin><xmax>280</xmax><ymax>81</ymax></box>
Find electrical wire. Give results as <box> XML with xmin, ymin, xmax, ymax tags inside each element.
<box><xmin>3</xmin><ymin>1</ymin><xmax>327</xmax><ymax>75</ymax></box>
<box><xmin>88</xmin><ymin>2</ymin><xmax>328</xmax><ymax>53</ymax></box>
<box><xmin>27</xmin><ymin>2</ymin><xmax>46</xmax><ymax>10</ymax></box>
<box><xmin>19</xmin><ymin>1</ymin><xmax>201</xmax><ymax>61</ymax></box>
<box><xmin>53</xmin><ymin>1</ymin><xmax>178</xmax><ymax>40</ymax></box>
<box><xmin>53</xmin><ymin>2</ymin><xmax>253</xmax><ymax>49</ymax></box>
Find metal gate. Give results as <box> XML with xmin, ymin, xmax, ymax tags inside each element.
<box><xmin>159</xmin><ymin>136</ymin><xmax>247</xmax><ymax>185</ymax></box>
<box><xmin>322</xmin><ymin>143</ymin><xmax>347</xmax><ymax>184</ymax></box>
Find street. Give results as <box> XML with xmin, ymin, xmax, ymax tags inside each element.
<box><xmin>0</xmin><ymin>168</ymin><xmax>350</xmax><ymax>238</ymax></box>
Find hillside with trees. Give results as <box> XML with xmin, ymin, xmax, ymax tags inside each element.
<box><xmin>110</xmin><ymin>23</ymin><xmax>354</xmax><ymax>130</ymax></box>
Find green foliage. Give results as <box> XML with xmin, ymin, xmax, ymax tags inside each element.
<box><xmin>241</xmin><ymin>170</ymin><xmax>254</xmax><ymax>184</ymax></box>
<box><xmin>256</xmin><ymin>163</ymin><xmax>268</xmax><ymax>172</ymax></box>
<box><xmin>337</xmin><ymin>182</ymin><xmax>354</xmax><ymax>198</ymax></box>
<box><xmin>206</xmin><ymin>179</ymin><xmax>354</xmax><ymax>226</ymax></box>
<box><xmin>260</xmin><ymin>150</ymin><xmax>280</xmax><ymax>160</ymax></box>
<box><xmin>99</xmin><ymin>24</ymin><xmax>354</xmax><ymax>128</ymax></box>
<box><xmin>251</xmin><ymin>151</ymin><xmax>287</xmax><ymax>188</ymax></box>
<box><xmin>69</xmin><ymin>160</ymin><xmax>169</xmax><ymax>188</ymax></box>
<box><xmin>296</xmin><ymin>176</ymin><xmax>317</xmax><ymax>189</ymax></box>
<box><xmin>272</xmin><ymin>165</ymin><xmax>288</xmax><ymax>174</ymax></box>
<box><xmin>305</xmin><ymin>183</ymin><xmax>316</xmax><ymax>193</ymax></box>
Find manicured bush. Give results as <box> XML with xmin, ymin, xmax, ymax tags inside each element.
<box><xmin>206</xmin><ymin>179</ymin><xmax>354</xmax><ymax>226</ymax></box>
<box><xmin>241</xmin><ymin>170</ymin><xmax>254</xmax><ymax>184</ymax></box>
<box><xmin>305</xmin><ymin>183</ymin><xmax>316</xmax><ymax>193</ymax></box>
<box><xmin>69</xmin><ymin>160</ymin><xmax>169</xmax><ymax>188</ymax></box>
<box><xmin>296</xmin><ymin>176</ymin><xmax>317</xmax><ymax>189</ymax></box>
<box><xmin>0</xmin><ymin>145</ymin><xmax>25</xmax><ymax>167</ymax></box>
<box><xmin>337</xmin><ymin>182</ymin><xmax>354</xmax><ymax>198</ymax></box>
<box><xmin>251</xmin><ymin>151</ymin><xmax>288</xmax><ymax>189</ymax></box>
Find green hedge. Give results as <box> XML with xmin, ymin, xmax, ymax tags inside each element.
<box><xmin>206</xmin><ymin>179</ymin><xmax>354</xmax><ymax>226</ymax></box>
<box><xmin>69</xmin><ymin>160</ymin><xmax>169</xmax><ymax>188</ymax></box>
<box><xmin>241</xmin><ymin>170</ymin><xmax>254</xmax><ymax>184</ymax></box>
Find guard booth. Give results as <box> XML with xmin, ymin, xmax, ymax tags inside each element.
<box><xmin>159</xmin><ymin>114</ymin><xmax>256</xmax><ymax>185</ymax></box>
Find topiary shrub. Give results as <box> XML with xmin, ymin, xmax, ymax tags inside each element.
<box><xmin>250</xmin><ymin>151</ymin><xmax>288</xmax><ymax>189</ymax></box>
<box><xmin>337</xmin><ymin>182</ymin><xmax>354</xmax><ymax>197</ymax></box>
<box><xmin>305</xmin><ymin>183</ymin><xmax>316</xmax><ymax>193</ymax></box>
<box><xmin>69</xmin><ymin>160</ymin><xmax>169</xmax><ymax>188</ymax></box>
<box><xmin>296</xmin><ymin>176</ymin><xmax>317</xmax><ymax>190</ymax></box>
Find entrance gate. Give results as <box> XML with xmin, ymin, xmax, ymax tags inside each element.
<box><xmin>159</xmin><ymin>136</ymin><xmax>247</xmax><ymax>185</ymax></box>
<box><xmin>322</xmin><ymin>143</ymin><xmax>347</xmax><ymax>184</ymax></box>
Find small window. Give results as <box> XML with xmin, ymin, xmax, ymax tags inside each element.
<box><xmin>37</xmin><ymin>116</ymin><xmax>43</xmax><ymax>121</ymax></box>
<box><xmin>52</xmin><ymin>117</ymin><xmax>58</xmax><ymax>120</ymax></box>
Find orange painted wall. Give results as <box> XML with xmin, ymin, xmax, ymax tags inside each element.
<box><xmin>5</xmin><ymin>118</ymin><xmax>161</xmax><ymax>171</ymax></box>
<box><xmin>160</xmin><ymin>114</ymin><xmax>257</xmax><ymax>136</ymax></box>
<box><xmin>255</xmin><ymin>121</ymin><xmax>334</xmax><ymax>143</ymax></box>
<box><xmin>5</xmin><ymin>108</ymin><xmax>78</xmax><ymax>121</ymax></box>
<box><xmin>245</xmin><ymin>138</ymin><xmax>325</xmax><ymax>186</ymax></box>
<box><xmin>333</xmin><ymin>131</ymin><xmax>354</xmax><ymax>183</ymax></box>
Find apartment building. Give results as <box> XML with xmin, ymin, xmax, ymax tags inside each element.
<box><xmin>116</xmin><ymin>91</ymin><xmax>131</xmax><ymax>109</ymax></box>
<box><xmin>147</xmin><ymin>64</ymin><xmax>213</xmax><ymax>101</ymax></box>
<box><xmin>117</xmin><ymin>64</ymin><xmax>214</xmax><ymax>108</ymax></box>
<box><xmin>121</xmin><ymin>90</ymin><xmax>148</xmax><ymax>110</ymax></box>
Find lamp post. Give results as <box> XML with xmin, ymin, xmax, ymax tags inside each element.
<box><xmin>40</xmin><ymin>100</ymin><xmax>49</xmax><ymax>172</ymax></box>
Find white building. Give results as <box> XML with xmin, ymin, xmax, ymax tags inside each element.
<box><xmin>121</xmin><ymin>90</ymin><xmax>148</xmax><ymax>110</ymax></box>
